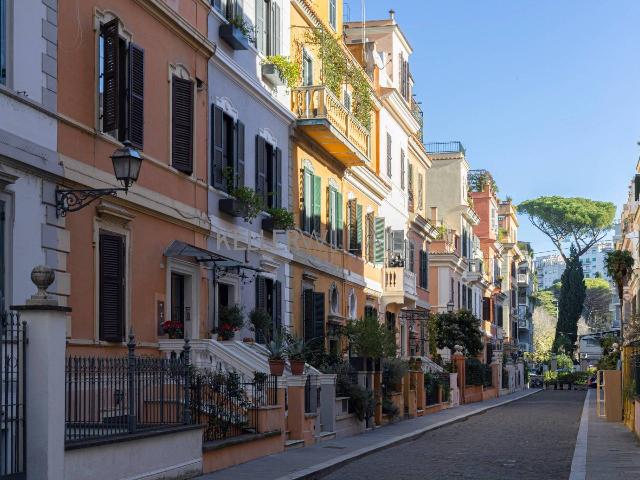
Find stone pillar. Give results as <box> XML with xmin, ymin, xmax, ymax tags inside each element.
<box><xmin>550</xmin><ymin>354</ymin><xmax>557</xmax><ymax>372</ymax></box>
<box><xmin>491</xmin><ymin>351</ymin><xmax>502</xmax><ymax>395</ymax></box>
<box><xmin>286</xmin><ymin>375</ymin><xmax>307</xmax><ymax>441</ymax></box>
<box><xmin>319</xmin><ymin>374</ymin><xmax>336</xmax><ymax>434</ymax></box>
<box><xmin>453</xmin><ymin>345</ymin><xmax>466</xmax><ymax>404</ymax></box>
<box><xmin>13</xmin><ymin>266</ymin><xmax>71</xmax><ymax>480</ymax></box>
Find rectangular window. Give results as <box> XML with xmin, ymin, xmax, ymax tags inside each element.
<box><xmin>386</xmin><ymin>133</ymin><xmax>392</xmax><ymax>178</ymax></box>
<box><xmin>212</xmin><ymin>105</ymin><xmax>245</xmax><ymax>192</ymax></box>
<box><xmin>303</xmin><ymin>289</ymin><xmax>325</xmax><ymax>349</ymax></box>
<box><xmin>329</xmin><ymin>0</ymin><xmax>337</xmax><ymax>30</ymax></box>
<box><xmin>417</xmin><ymin>172</ymin><xmax>423</xmax><ymax>210</ymax></box>
<box><xmin>99</xmin><ymin>18</ymin><xmax>145</xmax><ymax>149</ymax></box>
<box><xmin>327</xmin><ymin>186</ymin><xmax>343</xmax><ymax>248</ymax></box>
<box><xmin>255</xmin><ymin>276</ymin><xmax>282</xmax><ymax>343</ymax></box>
<box><xmin>302</xmin><ymin>51</ymin><xmax>313</xmax><ymax>86</ymax></box>
<box><xmin>419</xmin><ymin>250</ymin><xmax>429</xmax><ymax>289</ymax></box>
<box><xmin>99</xmin><ymin>231</ymin><xmax>126</xmax><ymax>342</ymax></box>
<box><xmin>302</xmin><ymin>168</ymin><xmax>321</xmax><ymax>235</ymax></box>
<box><xmin>408</xmin><ymin>241</ymin><xmax>415</xmax><ymax>273</ymax></box>
<box><xmin>256</xmin><ymin>0</ymin><xmax>281</xmax><ymax>55</ymax></box>
<box><xmin>171</xmin><ymin>76</ymin><xmax>194</xmax><ymax>174</ymax></box>
<box><xmin>0</xmin><ymin>0</ymin><xmax>6</xmax><ymax>85</ymax></box>
<box><xmin>348</xmin><ymin>199</ymin><xmax>362</xmax><ymax>255</ymax></box>
<box><xmin>256</xmin><ymin>136</ymin><xmax>282</xmax><ymax>208</ymax></box>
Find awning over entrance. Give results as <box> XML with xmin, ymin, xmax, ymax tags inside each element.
<box><xmin>164</xmin><ymin>240</ymin><xmax>264</xmax><ymax>274</ymax></box>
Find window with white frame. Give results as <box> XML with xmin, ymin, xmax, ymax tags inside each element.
<box><xmin>329</xmin><ymin>0</ymin><xmax>337</xmax><ymax>30</ymax></box>
<box><xmin>256</xmin><ymin>0</ymin><xmax>281</xmax><ymax>56</ymax></box>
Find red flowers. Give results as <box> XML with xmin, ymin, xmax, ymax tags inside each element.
<box><xmin>162</xmin><ymin>320</ymin><xmax>184</xmax><ymax>338</ymax></box>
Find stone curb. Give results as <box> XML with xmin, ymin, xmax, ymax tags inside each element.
<box><xmin>275</xmin><ymin>389</ymin><xmax>543</xmax><ymax>480</ymax></box>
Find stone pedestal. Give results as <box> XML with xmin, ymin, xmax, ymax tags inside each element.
<box><xmin>12</xmin><ymin>266</ymin><xmax>71</xmax><ymax>480</ymax></box>
<box><xmin>286</xmin><ymin>375</ymin><xmax>307</xmax><ymax>441</ymax></box>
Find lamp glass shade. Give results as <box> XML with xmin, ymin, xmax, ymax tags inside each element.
<box><xmin>111</xmin><ymin>142</ymin><xmax>142</xmax><ymax>189</ymax></box>
<box><xmin>447</xmin><ymin>301</ymin><xmax>454</xmax><ymax>313</ymax></box>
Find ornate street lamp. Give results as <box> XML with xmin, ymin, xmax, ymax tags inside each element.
<box><xmin>56</xmin><ymin>141</ymin><xmax>143</xmax><ymax>216</ymax></box>
<box><xmin>447</xmin><ymin>301</ymin><xmax>454</xmax><ymax>313</ymax></box>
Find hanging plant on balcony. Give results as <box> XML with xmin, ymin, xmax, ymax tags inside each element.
<box><xmin>263</xmin><ymin>55</ymin><xmax>300</xmax><ymax>89</ymax></box>
<box><xmin>264</xmin><ymin>207</ymin><xmax>295</xmax><ymax>231</ymax></box>
<box><xmin>304</xmin><ymin>27</ymin><xmax>373</xmax><ymax>129</ymax></box>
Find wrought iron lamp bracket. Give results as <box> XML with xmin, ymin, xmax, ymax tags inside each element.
<box><xmin>56</xmin><ymin>187</ymin><xmax>127</xmax><ymax>217</ymax></box>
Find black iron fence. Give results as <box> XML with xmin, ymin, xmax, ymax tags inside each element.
<box><xmin>65</xmin><ymin>336</ymin><xmax>191</xmax><ymax>444</ymax></box>
<box><xmin>465</xmin><ymin>358</ymin><xmax>484</xmax><ymax>386</ymax></box>
<box><xmin>502</xmin><ymin>367</ymin><xmax>509</xmax><ymax>389</ymax></box>
<box><xmin>190</xmin><ymin>370</ymin><xmax>278</xmax><ymax>442</ymax></box>
<box><xmin>1</xmin><ymin>311</ymin><xmax>26</xmax><ymax>479</ymax></box>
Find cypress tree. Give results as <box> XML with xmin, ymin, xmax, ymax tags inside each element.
<box><xmin>554</xmin><ymin>247</ymin><xmax>586</xmax><ymax>355</ymax></box>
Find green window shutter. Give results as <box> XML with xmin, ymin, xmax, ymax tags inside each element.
<box><xmin>313</xmin><ymin>175</ymin><xmax>322</xmax><ymax>236</ymax></box>
<box><xmin>348</xmin><ymin>199</ymin><xmax>357</xmax><ymax>252</ymax></box>
<box><xmin>336</xmin><ymin>192</ymin><xmax>343</xmax><ymax>249</ymax></box>
<box><xmin>302</xmin><ymin>168</ymin><xmax>312</xmax><ymax>233</ymax></box>
<box><xmin>255</xmin><ymin>0</ymin><xmax>266</xmax><ymax>52</ymax></box>
<box><xmin>356</xmin><ymin>203</ymin><xmax>363</xmax><ymax>254</ymax></box>
<box><xmin>374</xmin><ymin>217</ymin><xmax>385</xmax><ymax>265</ymax></box>
<box><xmin>327</xmin><ymin>186</ymin><xmax>334</xmax><ymax>244</ymax></box>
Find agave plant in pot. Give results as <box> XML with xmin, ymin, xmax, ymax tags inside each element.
<box><xmin>286</xmin><ymin>335</ymin><xmax>306</xmax><ymax>375</ymax></box>
<box><xmin>266</xmin><ymin>333</ymin><xmax>286</xmax><ymax>376</ymax></box>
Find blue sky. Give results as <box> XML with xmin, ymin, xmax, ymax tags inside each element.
<box><xmin>350</xmin><ymin>0</ymin><xmax>640</xmax><ymax>256</ymax></box>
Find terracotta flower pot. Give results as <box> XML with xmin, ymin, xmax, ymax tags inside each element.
<box><xmin>290</xmin><ymin>359</ymin><xmax>305</xmax><ymax>376</ymax></box>
<box><xmin>269</xmin><ymin>359</ymin><xmax>285</xmax><ymax>376</ymax></box>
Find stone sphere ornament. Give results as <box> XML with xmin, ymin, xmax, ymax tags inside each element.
<box><xmin>31</xmin><ymin>265</ymin><xmax>55</xmax><ymax>298</ymax></box>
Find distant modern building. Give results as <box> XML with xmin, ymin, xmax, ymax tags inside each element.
<box><xmin>535</xmin><ymin>254</ymin><xmax>566</xmax><ymax>290</ymax></box>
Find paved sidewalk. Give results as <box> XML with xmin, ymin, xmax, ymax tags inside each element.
<box><xmin>574</xmin><ymin>389</ymin><xmax>640</xmax><ymax>479</ymax></box>
<box><xmin>199</xmin><ymin>388</ymin><xmax>540</xmax><ymax>480</ymax></box>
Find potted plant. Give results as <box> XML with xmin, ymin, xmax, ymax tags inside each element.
<box><xmin>286</xmin><ymin>336</ymin><xmax>306</xmax><ymax>375</ymax></box>
<box><xmin>266</xmin><ymin>334</ymin><xmax>286</xmax><ymax>376</ymax></box>
<box><xmin>261</xmin><ymin>55</ymin><xmax>300</xmax><ymax>88</ymax></box>
<box><xmin>219</xmin><ymin>15</ymin><xmax>253</xmax><ymax>50</ymax></box>
<box><xmin>262</xmin><ymin>207</ymin><xmax>295</xmax><ymax>231</ymax></box>
<box><xmin>161</xmin><ymin>320</ymin><xmax>184</xmax><ymax>339</ymax></box>
<box><xmin>219</xmin><ymin>186</ymin><xmax>264</xmax><ymax>223</ymax></box>
<box><xmin>249</xmin><ymin>308</ymin><xmax>272</xmax><ymax>343</ymax></box>
<box><xmin>216</xmin><ymin>305</ymin><xmax>245</xmax><ymax>341</ymax></box>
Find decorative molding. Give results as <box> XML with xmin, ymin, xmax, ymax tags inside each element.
<box><xmin>0</xmin><ymin>168</ymin><xmax>19</xmax><ymax>190</ymax></box>
<box><xmin>302</xmin><ymin>159</ymin><xmax>314</xmax><ymax>172</ymax></box>
<box><xmin>96</xmin><ymin>201</ymin><xmax>135</xmax><ymax>225</ymax></box>
<box><xmin>259</xmin><ymin>128</ymin><xmax>278</xmax><ymax>148</ymax></box>
<box><xmin>215</xmin><ymin>96</ymin><xmax>239</xmax><ymax>121</ymax></box>
<box><xmin>328</xmin><ymin>177</ymin><xmax>339</xmax><ymax>189</ymax></box>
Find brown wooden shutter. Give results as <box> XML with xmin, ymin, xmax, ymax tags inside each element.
<box><xmin>171</xmin><ymin>76</ymin><xmax>194</xmax><ymax>174</ymax></box>
<box><xmin>235</xmin><ymin>121</ymin><xmax>245</xmax><ymax>188</ymax></box>
<box><xmin>99</xmin><ymin>232</ymin><xmax>125</xmax><ymax>342</ymax></box>
<box><xmin>255</xmin><ymin>276</ymin><xmax>267</xmax><ymax>342</ymax></box>
<box><xmin>274</xmin><ymin>280</ymin><xmax>282</xmax><ymax>333</ymax></box>
<box><xmin>303</xmin><ymin>289</ymin><xmax>314</xmax><ymax>343</ymax></box>
<box><xmin>313</xmin><ymin>292</ymin><xmax>325</xmax><ymax>345</ymax></box>
<box><xmin>127</xmin><ymin>43</ymin><xmax>144</xmax><ymax>149</ymax></box>
<box><xmin>274</xmin><ymin>147</ymin><xmax>282</xmax><ymax>208</ymax></box>
<box><xmin>212</xmin><ymin>105</ymin><xmax>224</xmax><ymax>189</ymax></box>
<box><xmin>101</xmin><ymin>19</ymin><xmax>120</xmax><ymax>132</ymax></box>
<box><xmin>255</xmin><ymin>136</ymin><xmax>267</xmax><ymax>204</ymax></box>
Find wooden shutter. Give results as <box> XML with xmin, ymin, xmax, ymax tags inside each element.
<box><xmin>313</xmin><ymin>292</ymin><xmax>325</xmax><ymax>342</ymax></box>
<box><xmin>327</xmin><ymin>187</ymin><xmax>334</xmax><ymax>244</ymax></box>
<box><xmin>99</xmin><ymin>232</ymin><xmax>125</xmax><ymax>342</ymax></box>
<box><xmin>356</xmin><ymin>203</ymin><xmax>363</xmax><ymax>254</ymax></box>
<box><xmin>408</xmin><ymin>242</ymin><xmax>415</xmax><ymax>273</ymax></box>
<box><xmin>302</xmin><ymin>168</ymin><xmax>312</xmax><ymax>233</ymax></box>
<box><xmin>374</xmin><ymin>217</ymin><xmax>385</xmax><ymax>265</ymax></box>
<box><xmin>255</xmin><ymin>276</ymin><xmax>267</xmax><ymax>342</ymax></box>
<box><xmin>172</xmin><ymin>76</ymin><xmax>194</xmax><ymax>174</ymax></box>
<box><xmin>400</xmin><ymin>149</ymin><xmax>405</xmax><ymax>189</ymax></box>
<box><xmin>348</xmin><ymin>199</ymin><xmax>357</xmax><ymax>252</ymax></box>
<box><xmin>274</xmin><ymin>1</ymin><xmax>281</xmax><ymax>55</ymax></box>
<box><xmin>483</xmin><ymin>298</ymin><xmax>491</xmax><ymax>321</ymax></box>
<box><xmin>274</xmin><ymin>147</ymin><xmax>282</xmax><ymax>208</ymax></box>
<box><xmin>417</xmin><ymin>172</ymin><xmax>423</xmax><ymax>209</ymax></box>
<box><xmin>235</xmin><ymin>121</ymin><xmax>245</xmax><ymax>188</ymax></box>
<box><xmin>419</xmin><ymin>251</ymin><xmax>427</xmax><ymax>288</ymax></box>
<box><xmin>212</xmin><ymin>105</ymin><xmax>224</xmax><ymax>189</ymax></box>
<box><xmin>101</xmin><ymin>19</ymin><xmax>120</xmax><ymax>132</ymax></box>
<box><xmin>366</xmin><ymin>213</ymin><xmax>374</xmax><ymax>262</ymax></box>
<box><xmin>127</xmin><ymin>43</ymin><xmax>144</xmax><ymax>149</ymax></box>
<box><xmin>312</xmin><ymin>175</ymin><xmax>321</xmax><ymax>235</ymax></box>
<box><xmin>303</xmin><ymin>289</ymin><xmax>314</xmax><ymax>342</ymax></box>
<box><xmin>336</xmin><ymin>191</ymin><xmax>343</xmax><ymax>249</ymax></box>
<box><xmin>274</xmin><ymin>280</ymin><xmax>282</xmax><ymax>333</ymax></box>
<box><xmin>256</xmin><ymin>136</ymin><xmax>266</xmax><ymax>203</ymax></box>
<box><xmin>635</xmin><ymin>174</ymin><xmax>640</xmax><ymax>201</ymax></box>
<box><xmin>255</xmin><ymin>0</ymin><xmax>266</xmax><ymax>52</ymax></box>
<box><xmin>386</xmin><ymin>133</ymin><xmax>392</xmax><ymax>177</ymax></box>
<box><xmin>407</xmin><ymin>162</ymin><xmax>413</xmax><ymax>196</ymax></box>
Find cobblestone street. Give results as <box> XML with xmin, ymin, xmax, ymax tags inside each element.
<box><xmin>323</xmin><ymin>390</ymin><xmax>586</xmax><ymax>480</ymax></box>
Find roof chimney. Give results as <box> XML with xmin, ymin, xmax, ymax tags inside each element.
<box><xmin>389</xmin><ymin>9</ymin><xmax>395</xmax><ymax>22</ymax></box>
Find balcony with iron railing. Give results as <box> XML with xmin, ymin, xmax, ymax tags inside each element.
<box><xmin>291</xmin><ymin>85</ymin><xmax>370</xmax><ymax>166</ymax></box>
<box><xmin>411</xmin><ymin>99</ymin><xmax>424</xmax><ymax>143</ymax></box>
<box><xmin>425</xmin><ymin>141</ymin><xmax>466</xmax><ymax>155</ymax></box>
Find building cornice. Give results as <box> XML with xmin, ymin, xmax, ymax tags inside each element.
<box><xmin>380</xmin><ymin>88</ymin><xmax>420</xmax><ymax>136</ymax></box>
<box><xmin>132</xmin><ymin>0</ymin><xmax>215</xmax><ymax>56</ymax></box>
<box><xmin>408</xmin><ymin>136</ymin><xmax>431</xmax><ymax>168</ymax></box>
